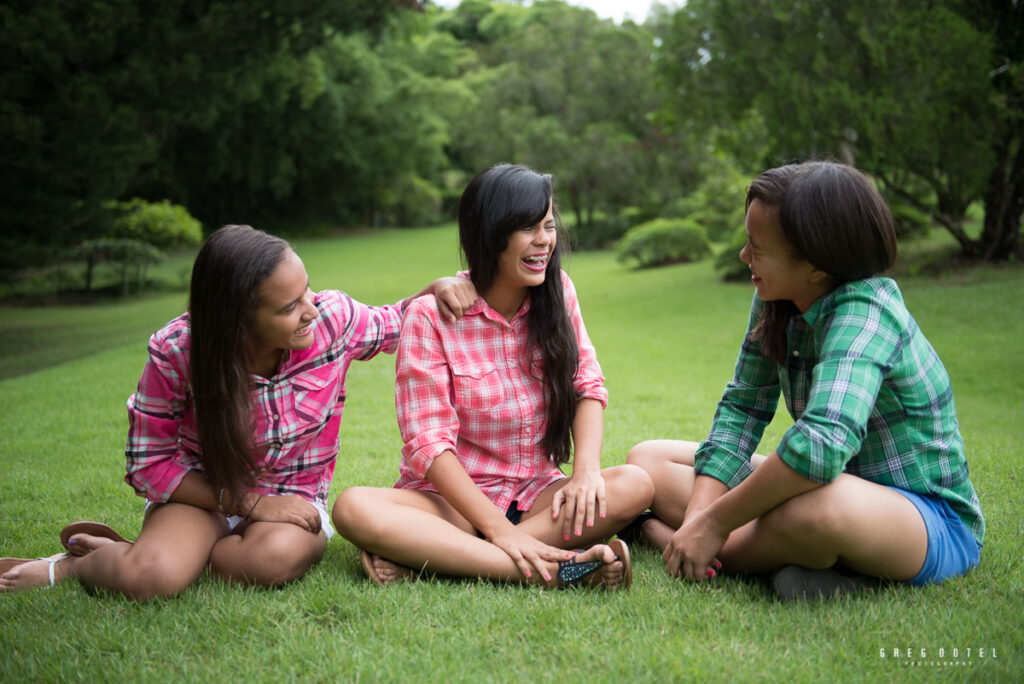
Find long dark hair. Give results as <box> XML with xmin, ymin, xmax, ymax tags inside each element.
<box><xmin>189</xmin><ymin>224</ymin><xmax>291</xmax><ymax>507</ymax></box>
<box><xmin>746</xmin><ymin>161</ymin><xmax>897</xmax><ymax>363</ymax></box>
<box><xmin>458</xmin><ymin>163</ymin><xmax>579</xmax><ymax>465</ymax></box>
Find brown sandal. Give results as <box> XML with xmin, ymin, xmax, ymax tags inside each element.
<box><xmin>59</xmin><ymin>521</ymin><xmax>132</xmax><ymax>552</ymax></box>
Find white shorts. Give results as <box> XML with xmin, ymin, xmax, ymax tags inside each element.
<box><xmin>145</xmin><ymin>497</ymin><xmax>335</xmax><ymax>540</ymax></box>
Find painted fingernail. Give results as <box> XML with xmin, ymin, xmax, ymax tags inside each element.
<box><xmin>67</xmin><ymin>539</ymin><xmax>77</xmax><ymax>546</ymax></box>
<box><xmin>576</xmin><ymin>528</ymin><xmax>582</xmax><ymax>536</ymax></box>
<box><xmin>543</xmin><ymin>573</ymin><xmax>551</xmax><ymax>581</ymax></box>
<box><xmin>564</xmin><ymin>534</ymin><xmax>569</xmax><ymax>541</ymax></box>
<box><xmin>707</xmin><ymin>568</ymin><xmax>716</xmax><ymax>578</ymax></box>
<box><xmin>525</xmin><ymin>570</ymin><xmax>532</xmax><ymax>578</ymax></box>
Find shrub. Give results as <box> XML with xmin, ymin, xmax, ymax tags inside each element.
<box><xmin>715</xmin><ymin>225</ymin><xmax>751</xmax><ymax>282</ymax></box>
<box><xmin>616</xmin><ymin>218</ymin><xmax>711</xmax><ymax>269</ymax></box>
<box><xmin>75</xmin><ymin>238</ymin><xmax>164</xmax><ymax>295</ymax></box>
<box><xmin>889</xmin><ymin>203</ymin><xmax>932</xmax><ymax>239</ymax></box>
<box><xmin>106</xmin><ymin>198</ymin><xmax>203</xmax><ymax>249</ymax></box>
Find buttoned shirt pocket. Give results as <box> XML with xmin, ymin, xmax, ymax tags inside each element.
<box><xmin>450</xmin><ymin>359</ymin><xmax>505</xmax><ymax>411</ymax></box>
<box><xmin>287</xmin><ymin>365</ymin><xmax>340</xmax><ymax>426</ymax></box>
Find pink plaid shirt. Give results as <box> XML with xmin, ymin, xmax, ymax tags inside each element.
<box><xmin>393</xmin><ymin>270</ymin><xmax>608</xmax><ymax>513</ymax></box>
<box><xmin>125</xmin><ymin>290</ymin><xmax>404</xmax><ymax>506</ymax></box>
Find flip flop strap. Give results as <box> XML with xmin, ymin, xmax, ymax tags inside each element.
<box><xmin>557</xmin><ymin>558</ymin><xmax>603</xmax><ymax>586</ymax></box>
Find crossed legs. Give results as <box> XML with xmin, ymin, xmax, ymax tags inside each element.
<box><xmin>333</xmin><ymin>464</ymin><xmax>653</xmax><ymax>586</ymax></box>
<box><xmin>626</xmin><ymin>440</ymin><xmax>927</xmax><ymax>581</ymax></box>
<box><xmin>0</xmin><ymin>502</ymin><xmax>325</xmax><ymax>599</ymax></box>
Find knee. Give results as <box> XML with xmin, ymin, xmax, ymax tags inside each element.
<box><xmin>332</xmin><ymin>487</ymin><xmax>383</xmax><ymax>543</ymax></box>
<box><xmin>236</xmin><ymin>533</ymin><xmax>319</xmax><ymax>587</ymax></box>
<box><xmin>605</xmin><ymin>464</ymin><xmax>655</xmax><ymax>516</ymax></box>
<box><xmin>116</xmin><ymin>549</ymin><xmax>198</xmax><ymax>601</ymax></box>
<box><xmin>762</xmin><ymin>486</ymin><xmax>847</xmax><ymax>544</ymax></box>
<box><xmin>625</xmin><ymin>440</ymin><xmax>660</xmax><ymax>472</ymax></box>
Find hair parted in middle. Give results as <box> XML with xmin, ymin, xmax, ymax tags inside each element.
<box><xmin>457</xmin><ymin>163</ymin><xmax>580</xmax><ymax>466</ymax></box>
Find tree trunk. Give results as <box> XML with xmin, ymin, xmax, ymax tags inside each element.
<box><xmin>980</xmin><ymin>130</ymin><xmax>1024</xmax><ymax>261</ymax></box>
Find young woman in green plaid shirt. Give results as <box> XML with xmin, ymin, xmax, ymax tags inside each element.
<box><xmin>625</xmin><ymin>161</ymin><xmax>984</xmax><ymax>599</ymax></box>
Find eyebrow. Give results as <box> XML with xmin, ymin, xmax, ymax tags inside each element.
<box><xmin>276</xmin><ymin>279</ymin><xmax>310</xmax><ymax>313</ymax></box>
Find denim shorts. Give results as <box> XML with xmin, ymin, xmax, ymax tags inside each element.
<box><xmin>476</xmin><ymin>500</ymin><xmax>523</xmax><ymax>538</ymax></box>
<box><xmin>887</xmin><ymin>487</ymin><xmax>980</xmax><ymax>585</ymax></box>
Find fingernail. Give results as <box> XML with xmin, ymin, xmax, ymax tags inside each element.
<box><xmin>525</xmin><ymin>570</ymin><xmax>531</xmax><ymax>578</ymax></box>
<box><xmin>707</xmin><ymin>568</ymin><xmax>716</xmax><ymax>578</ymax></box>
<box><xmin>564</xmin><ymin>534</ymin><xmax>569</xmax><ymax>541</ymax></box>
<box><xmin>601</xmin><ymin>512</ymin><xmax>606</xmax><ymax>518</ymax></box>
<box><xmin>543</xmin><ymin>573</ymin><xmax>551</xmax><ymax>581</ymax></box>
<box><xmin>67</xmin><ymin>539</ymin><xmax>77</xmax><ymax>546</ymax></box>
<box><xmin>576</xmin><ymin>528</ymin><xmax>582</xmax><ymax>536</ymax></box>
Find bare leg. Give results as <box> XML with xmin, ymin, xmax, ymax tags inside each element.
<box><xmin>518</xmin><ymin>464</ymin><xmax>654</xmax><ymax>548</ymax></box>
<box><xmin>719</xmin><ymin>474</ymin><xmax>927</xmax><ymax>580</ymax></box>
<box><xmin>74</xmin><ymin>503</ymin><xmax>225</xmax><ymax>600</ymax></box>
<box><xmin>628</xmin><ymin>439</ymin><xmax>927</xmax><ymax>580</ymax></box>
<box><xmin>209</xmin><ymin>521</ymin><xmax>326</xmax><ymax>587</ymax></box>
<box><xmin>2</xmin><ymin>504</ymin><xmax>223</xmax><ymax>597</ymax></box>
<box><xmin>332</xmin><ymin>487</ymin><xmax>628</xmax><ymax>588</ymax></box>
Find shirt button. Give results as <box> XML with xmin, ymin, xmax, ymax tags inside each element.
<box><xmin>271</xmin><ymin>441</ymin><xmax>282</xmax><ymax>449</ymax></box>
<box><xmin>273</xmin><ymin>414</ymin><xmax>280</xmax><ymax>420</ymax></box>
<box><xmin>792</xmin><ymin>351</ymin><xmax>800</xmax><ymax>357</ymax></box>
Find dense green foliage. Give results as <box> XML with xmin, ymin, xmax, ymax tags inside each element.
<box><xmin>616</xmin><ymin>217</ymin><xmax>711</xmax><ymax>268</ymax></box>
<box><xmin>657</xmin><ymin>0</ymin><xmax>1023</xmax><ymax>260</ymax></box>
<box><xmin>2</xmin><ymin>0</ymin><xmax>1020</xmax><ymax>287</ymax></box>
<box><xmin>1</xmin><ymin>229</ymin><xmax>1021</xmax><ymax>680</ymax></box>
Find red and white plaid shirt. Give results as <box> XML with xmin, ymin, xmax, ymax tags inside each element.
<box><xmin>124</xmin><ymin>290</ymin><xmax>404</xmax><ymax>506</ymax></box>
<box><xmin>394</xmin><ymin>270</ymin><xmax>608</xmax><ymax>513</ymax></box>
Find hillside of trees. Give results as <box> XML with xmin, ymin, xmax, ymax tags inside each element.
<box><xmin>2</xmin><ymin>0</ymin><xmax>1020</xmax><ymax>285</ymax></box>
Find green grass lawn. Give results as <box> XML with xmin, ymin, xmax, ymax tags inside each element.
<box><xmin>1</xmin><ymin>226</ymin><xmax>1022</xmax><ymax>682</ymax></box>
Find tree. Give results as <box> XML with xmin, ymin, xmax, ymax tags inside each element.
<box><xmin>0</xmin><ymin>0</ymin><xmax>408</xmax><ymax>279</ymax></box>
<box><xmin>441</xmin><ymin>0</ymin><xmax>685</xmax><ymax>236</ymax></box>
<box><xmin>657</xmin><ymin>0</ymin><xmax>1022</xmax><ymax>260</ymax></box>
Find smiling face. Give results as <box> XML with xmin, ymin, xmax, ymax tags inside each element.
<box><xmin>246</xmin><ymin>249</ymin><xmax>318</xmax><ymax>372</ymax></box>
<box><xmin>492</xmin><ymin>199</ymin><xmax>557</xmax><ymax>295</ymax></box>
<box><xmin>739</xmin><ymin>198</ymin><xmax>830</xmax><ymax>313</ymax></box>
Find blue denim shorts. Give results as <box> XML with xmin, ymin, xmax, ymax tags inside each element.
<box><xmin>887</xmin><ymin>487</ymin><xmax>980</xmax><ymax>585</ymax></box>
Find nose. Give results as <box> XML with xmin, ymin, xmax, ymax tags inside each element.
<box><xmin>301</xmin><ymin>290</ymin><xmax>317</xmax><ymax>319</ymax></box>
<box><xmin>533</xmin><ymin>226</ymin><xmax>552</xmax><ymax>245</ymax></box>
<box><xmin>739</xmin><ymin>241</ymin><xmax>751</xmax><ymax>265</ymax></box>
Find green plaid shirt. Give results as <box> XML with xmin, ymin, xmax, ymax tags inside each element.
<box><xmin>695</xmin><ymin>278</ymin><xmax>984</xmax><ymax>545</ymax></box>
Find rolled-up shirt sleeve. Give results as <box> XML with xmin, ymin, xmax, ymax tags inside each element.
<box><xmin>776</xmin><ymin>288</ymin><xmax>899</xmax><ymax>483</ymax></box>
<box><xmin>395</xmin><ymin>296</ymin><xmax>460</xmax><ymax>479</ymax></box>
<box><xmin>695</xmin><ymin>296</ymin><xmax>781</xmax><ymax>488</ymax></box>
<box><xmin>563</xmin><ymin>272</ymin><xmax>608</xmax><ymax>408</ymax></box>
<box><xmin>124</xmin><ymin>327</ymin><xmax>192</xmax><ymax>502</ymax></box>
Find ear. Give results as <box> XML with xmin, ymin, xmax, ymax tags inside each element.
<box><xmin>807</xmin><ymin>266</ymin><xmax>836</xmax><ymax>287</ymax></box>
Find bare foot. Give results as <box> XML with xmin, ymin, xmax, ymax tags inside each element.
<box><xmin>0</xmin><ymin>553</ymin><xmax>74</xmax><ymax>593</ymax></box>
<box><xmin>65</xmin><ymin>533</ymin><xmax>122</xmax><ymax>557</ymax></box>
<box><xmin>365</xmin><ymin>552</ymin><xmax>415</xmax><ymax>586</ymax></box>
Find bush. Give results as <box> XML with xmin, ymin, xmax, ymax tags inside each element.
<box><xmin>616</xmin><ymin>218</ymin><xmax>711</xmax><ymax>269</ymax></box>
<box><xmin>106</xmin><ymin>199</ymin><xmax>203</xmax><ymax>249</ymax></box>
<box><xmin>889</xmin><ymin>203</ymin><xmax>932</xmax><ymax>239</ymax></box>
<box><xmin>715</xmin><ymin>225</ymin><xmax>751</xmax><ymax>281</ymax></box>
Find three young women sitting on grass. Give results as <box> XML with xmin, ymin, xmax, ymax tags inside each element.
<box><xmin>2</xmin><ymin>160</ymin><xmax>984</xmax><ymax>600</ymax></box>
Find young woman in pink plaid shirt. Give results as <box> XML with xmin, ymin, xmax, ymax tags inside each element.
<box><xmin>333</xmin><ymin>164</ymin><xmax>654</xmax><ymax>589</ymax></box>
<box><xmin>0</xmin><ymin>225</ymin><xmax>475</xmax><ymax>597</ymax></box>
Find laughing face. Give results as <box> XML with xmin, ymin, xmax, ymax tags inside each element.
<box><xmin>247</xmin><ymin>249</ymin><xmax>318</xmax><ymax>366</ymax></box>
<box><xmin>739</xmin><ymin>198</ymin><xmax>828</xmax><ymax>313</ymax></box>
<box><xmin>493</xmin><ymin>199</ymin><xmax>557</xmax><ymax>294</ymax></box>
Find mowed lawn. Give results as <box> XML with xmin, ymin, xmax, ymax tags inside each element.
<box><xmin>1</xmin><ymin>225</ymin><xmax>1022</xmax><ymax>682</ymax></box>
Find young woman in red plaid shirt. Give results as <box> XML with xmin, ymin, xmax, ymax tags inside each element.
<box><xmin>333</xmin><ymin>164</ymin><xmax>653</xmax><ymax>589</ymax></box>
<box><xmin>1</xmin><ymin>225</ymin><xmax>475</xmax><ymax>597</ymax></box>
